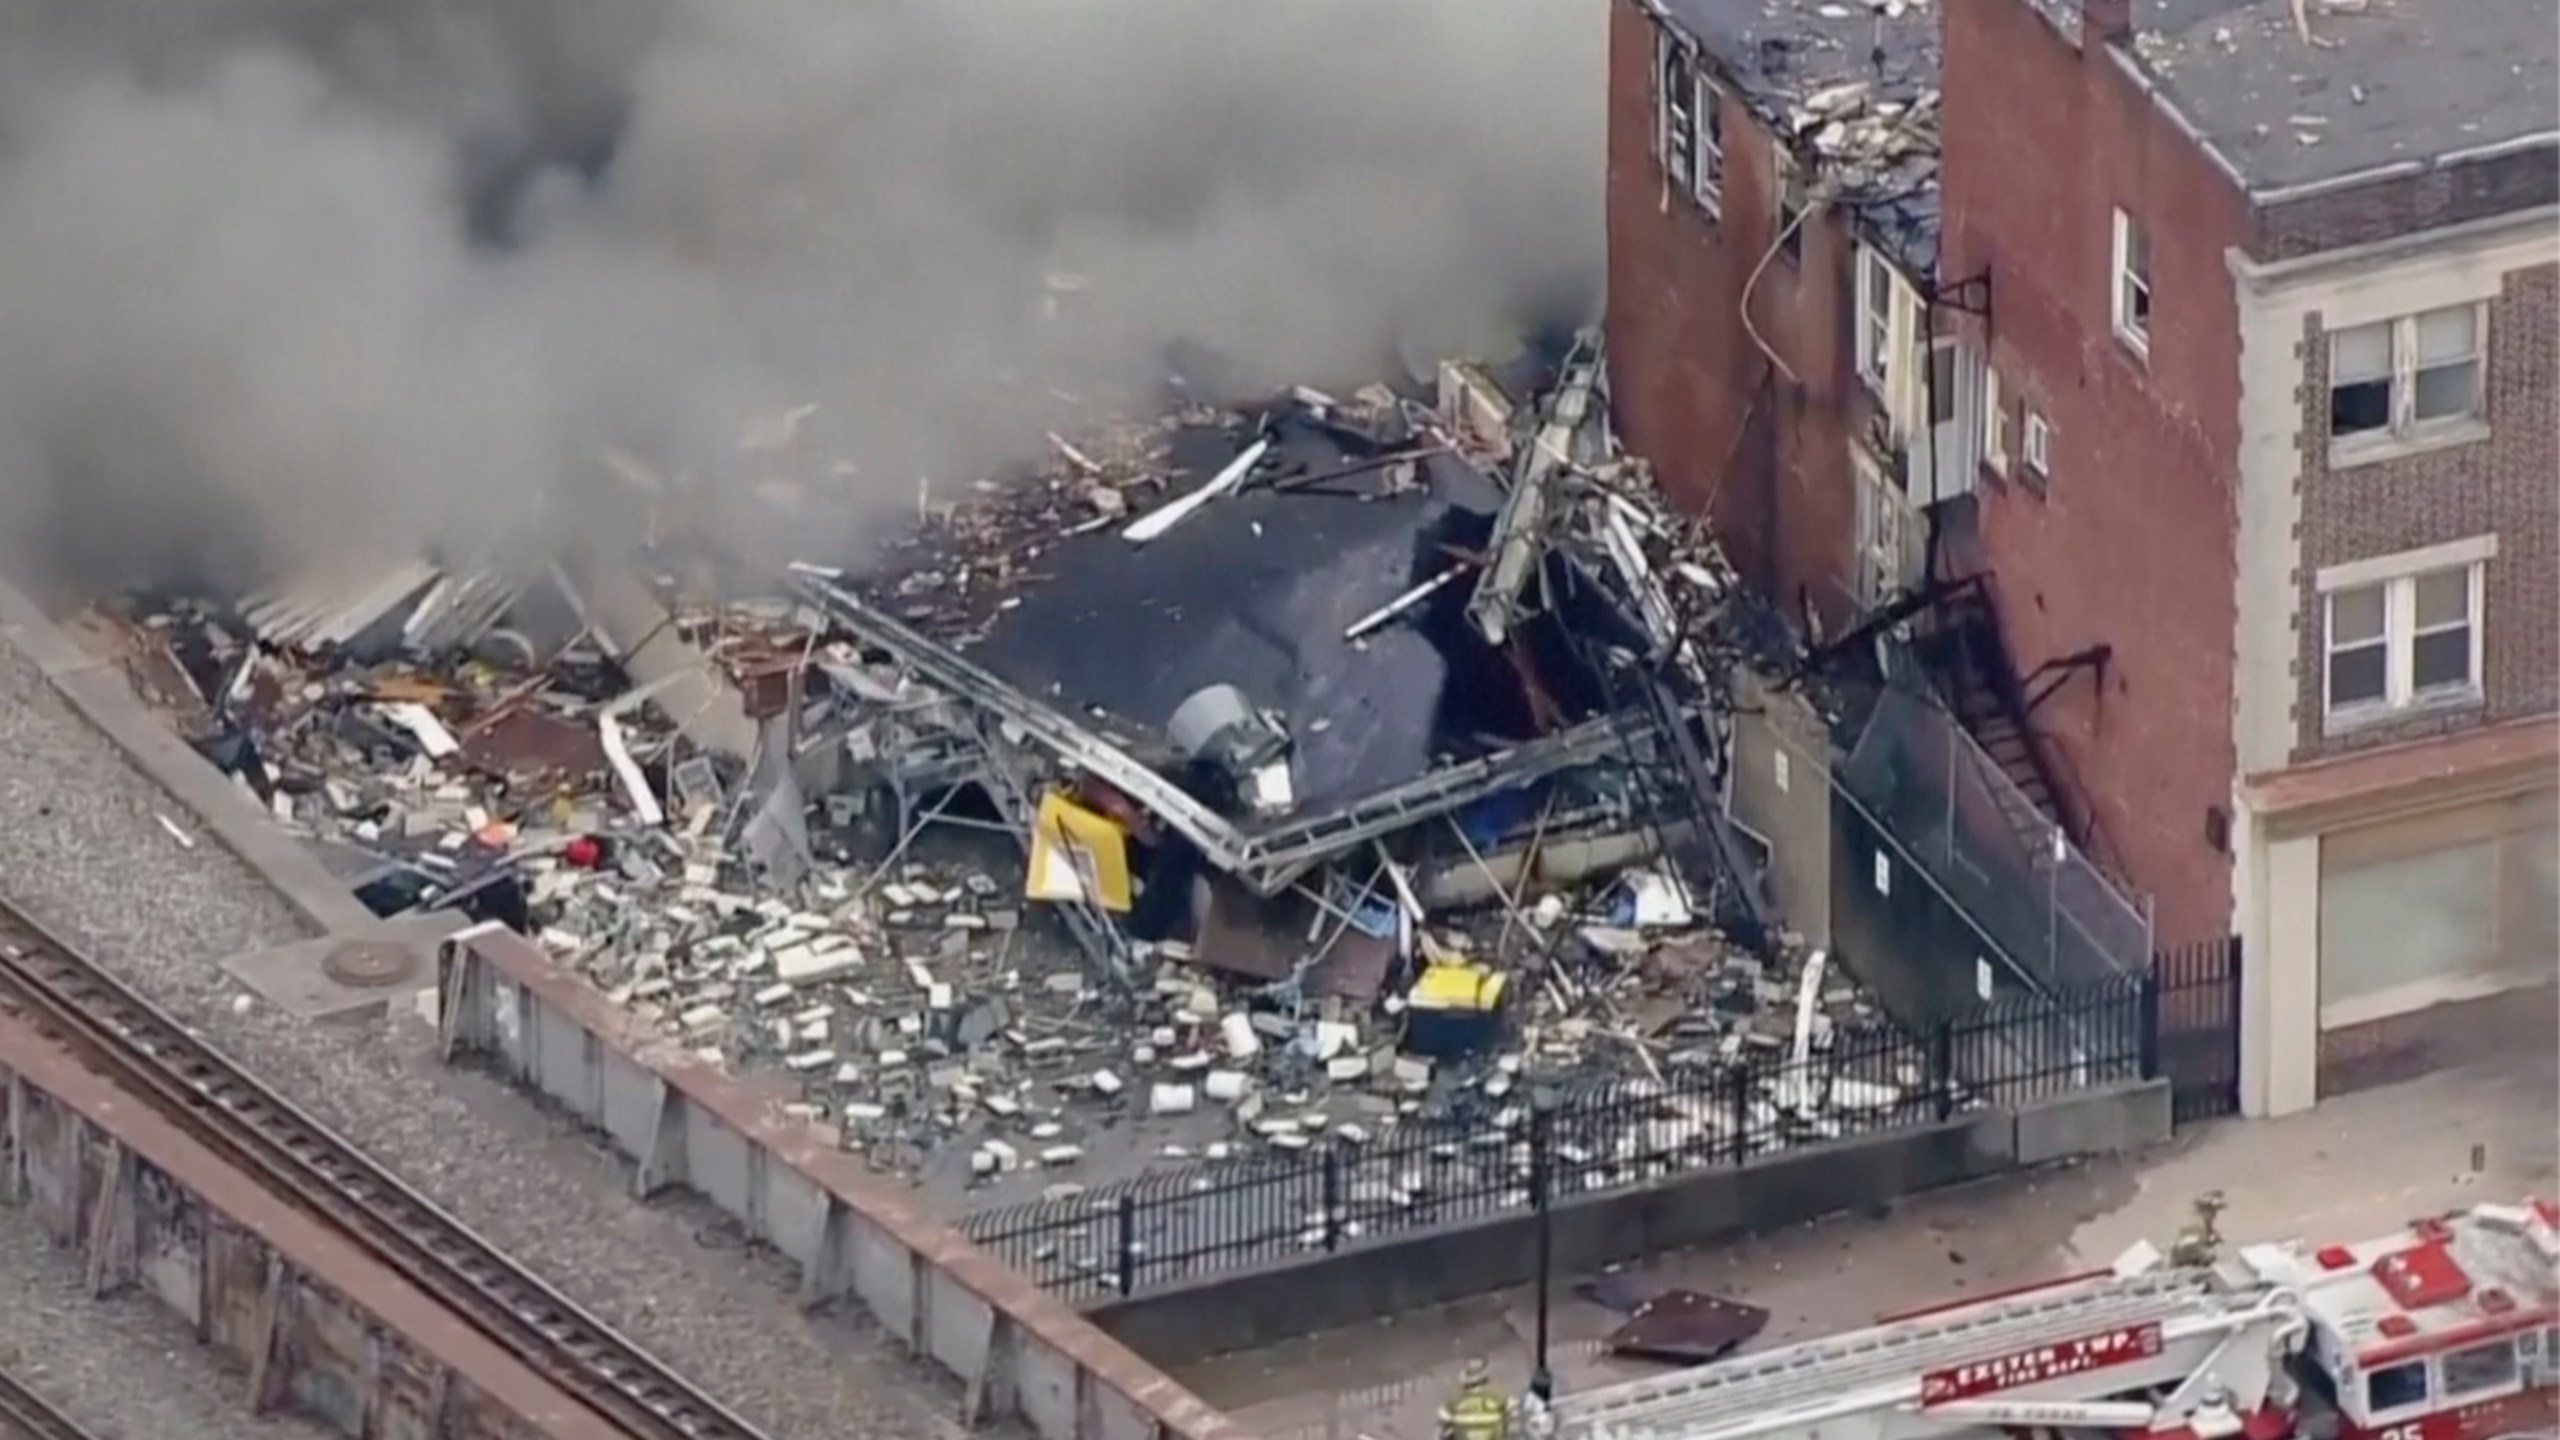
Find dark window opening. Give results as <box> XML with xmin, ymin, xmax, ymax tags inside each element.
<box><xmin>2331</xmin><ymin>377</ymin><xmax>2392</xmax><ymax>436</ymax></box>
<box><xmin>2366</xmin><ymin>1359</ymin><xmax>2430</xmax><ymax>1414</ymax></box>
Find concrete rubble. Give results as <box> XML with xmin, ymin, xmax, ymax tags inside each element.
<box><xmin>76</xmin><ymin>333</ymin><xmax>1913</xmax><ymax>1206</ymax></box>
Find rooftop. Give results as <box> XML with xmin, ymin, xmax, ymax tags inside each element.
<box><xmin>957</xmin><ymin>415</ymin><xmax>1601</xmax><ymax>812</ymax></box>
<box><xmin>1649</xmin><ymin>0</ymin><xmax>1945</xmax><ymax>273</ymax></box>
<box><xmin>2112</xmin><ymin>0</ymin><xmax>2559</xmax><ymax>195</ymax></box>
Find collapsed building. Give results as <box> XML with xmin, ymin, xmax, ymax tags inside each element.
<box><xmin>85</xmin><ymin>334</ymin><xmax>1922</xmax><ymax>1207</ymax></box>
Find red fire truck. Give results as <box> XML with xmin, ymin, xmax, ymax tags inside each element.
<box><xmin>1545</xmin><ymin>1199</ymin><xmax>2558</xmax><ymax>1440</ymax></box>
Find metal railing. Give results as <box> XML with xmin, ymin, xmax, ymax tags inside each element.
<box><xmin>1834</xmin><ymin>679</ymin><xmax>2152</xmax><ymax>991</ymax></box>
<box><xmin>967</xmin><ymin>977</ymin><xmax>2157</xmax><ymax>1301</ymax></box>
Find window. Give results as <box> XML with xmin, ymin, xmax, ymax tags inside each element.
<box><xmin>2329</xmin><ymin>305</ymin><xmax>2486</xmax><ymax>448</ymax></box>
<box><xmin>1692</xmin><ymin>74</ymin><xmax>1726</xmax><ymax>210</ymax></box>
<box><xmin>1653</xmin><ymin>30</ymin><xmax>1725</xmax><ymax>214</ymax></box>
<box><xmin>2322</xmin><ymin>564</ymin><xmax>2484</xmax><ymax>720</ymax></box>
<box><xmin>2326</xmin><ymin>584</ymin><xmax>2388</xmax><ymax>709</ymax></box>
<box><xmin>2529</xmin><ymin>1327</ymin><xmax>2560</xmax><ymax>1386</ymax></box>
<box><xmin>1855</xmin><ymin>247</ymin><xmax>1893</xmax><ymax>388</ymax></box>
<box><xmin>1774</xmin><ymin>146</ymin><xmax>1806</xmax><ymax>263</ymax></box>
<box><xmin>2366</xmin><ymin>1360</ymin><xmax>2431</xmax><ymax>1414</ymax></box>
<box><xmin>1928</xmin><ymin>345</ymin><xmax>1957</xmax><ymax>427</ymax></box>
<box><xmin>1655</xmin><ymin>29</ymin><xmax>1695</xmax><ymax>192</ymax></box>
<box><xmin>1983</xmin><ymin>368</ymin><xmax>2010</xmax><ymax>473</ymax></box>
<box><xmin>2441</xmin><ymin>1338</ymin><xmax>2520</xmax><ymax>1398</ymax></box>
<box><xmin>2111</xmin><ymin>209</ymin><xmax>2152</xmax><ymax>354</ymax></box>
<box><xmin>2411</xmin><ymin>567</ymin><xmax>2476</xmax><ymax>693</ymax></box>
<box><xmin>2022</xmin><ymin>410</ymin><xmax>2052</xmax><ymax>478</ymax></box>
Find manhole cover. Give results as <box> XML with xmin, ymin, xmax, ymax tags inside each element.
<box><xmin>322</xmin><ymin>941</ymin><xmax>416</xmax><ymax>990</ymax></box>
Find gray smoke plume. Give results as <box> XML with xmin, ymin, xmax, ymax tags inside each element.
<box><xmin>0</xmin><ymin>0</ymin><xmax>1602</xmax><ymax>596</ymax></box>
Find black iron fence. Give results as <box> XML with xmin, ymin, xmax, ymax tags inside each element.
<box><xmin>2155</xmin><ymin>934</ymin><xmax>2242</xmax><ymax>1123</ymax></box>
<box><xmin>967</xmin><ymin>972</ymin><xmax>2174</xmax><ymax>1300</ymax></box>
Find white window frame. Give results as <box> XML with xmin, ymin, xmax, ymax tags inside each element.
<box><xmin>2327</xmin><ymin>303</ymin><xmax>2488</xmax><ymax>461</ymax></box>
<box><xmin>1692</xmin><ymin>72</ymin><xmax>1726</xmax><ymax>212</ymax></box>
<box><xmin>2110</xmin><ymin>208</ymin><xmax>2151</xmax><ymax>357</ymax></box>
<box><xmin>1982</xmin><ymin>367</ymin><xmax>2009</xmax><ymax>474</ymax></box>
<box><xmin>1655</xmin><ymin>29</ymin><xmax>1696</xmax><ymax>197</ymax></box>
<box><xmin>2022</xmin><ymin>410</ymin><xmax>2052</xmax><ymax>479</ymax></box>
<box><xmin>2319</xmin><ymin>561</ymin><xmax>2487</xmax><ymax>729</ymax></box>
<box><xmin>1853</xmin><ymin>246</ymin><xmax>1894</xmax><ymax>390</ymax></box>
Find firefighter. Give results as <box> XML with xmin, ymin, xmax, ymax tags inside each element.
<box><xmin>1439</xmin><ymin>1358</ymin><xmax>1512</xmax><ymax>1440</ymax></box>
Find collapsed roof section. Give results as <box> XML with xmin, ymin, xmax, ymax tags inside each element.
<box><xmin>101</xmin><ymin>335</ymin><xmax>1782</xmax><ymax>1014</ymax></box>
<box><xmin>1646</xmin><ymin>0</ymin><xmax>1944</xmax><ymax>274</ymax></box>
<box><xmin>788</xmin><ymin>331</ymin><xmax>1775</xmax><ymax>963</ymax></box>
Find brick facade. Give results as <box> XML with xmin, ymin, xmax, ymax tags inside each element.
<box><xmin>1939</xmin><ymin>0</ymin><xmax>2254</xmax><ymax>946</ymax></box>
<box><xmin>1603</xmin><ymin>0</ymin><xmax>1878</xmax><ymax>640</ymax></box>
<box><xmin>1605</xmin><ymin>0</ymin><xmax>2556</xmax><ymax>955</ymax></box>
<box><xmin>2291</xmin><ymin>264</ymin><xmax>2560</xmax><ymax>762</ymax></box>
<box><xmin>2253</xmin><ymin>150</ymin><xmax>2560</xmax><ymax>263</ymax></box>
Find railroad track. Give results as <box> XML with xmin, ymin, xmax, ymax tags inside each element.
<box><xmin>0</xmin><ymin>901</ymin><xmax>771</xmax><ymax>1440</ymax></box>
<box><xmin>0</xmin><ymin>1365</ymin><xmax>96</xmax><ymax>1440</ymax></box>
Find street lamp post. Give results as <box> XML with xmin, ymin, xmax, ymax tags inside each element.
<box><xmin>1528</xmin><ymin>1081</ymin><xmax>1561</xmax><ymax>1407</ymax></box>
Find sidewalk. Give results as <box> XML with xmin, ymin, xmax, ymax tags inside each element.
<box><xmin>1177</xmin><ymin>1051</ymin><xmax>2557</xmax><ymax>1440</ymax></box>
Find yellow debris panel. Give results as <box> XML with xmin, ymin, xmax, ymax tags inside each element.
<box><xmin>1024</xmin><ymin>792</ymin><xmax>1134</xmax><ymax>912</ymax></box>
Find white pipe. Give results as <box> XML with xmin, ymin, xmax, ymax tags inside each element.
<box><xmin>1123</xmin><ymin>438</ymin><xmax>1270</xmax><ymax>544</ymax></box>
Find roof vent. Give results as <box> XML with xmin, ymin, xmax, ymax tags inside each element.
<box><xmin>2315</xmin><ymin>1245</ymin><xmax>2357</xmax><ymax>1271</ymax></box>
<box><xmin>2377</xmin><ymin>1314</ymin><xmax>2420</xmax><ymax>1339</ymax></box>
<box><xmin>2478</xmin><ymin>1288</ymin><xmax>2516</xmax><ymax>1314</ymax></box>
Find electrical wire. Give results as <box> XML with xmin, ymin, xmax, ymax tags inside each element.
<box><xmin>1736</xmin><ymin>190</ymin><xmax>1827</xmax><ymax>388</ymax></box>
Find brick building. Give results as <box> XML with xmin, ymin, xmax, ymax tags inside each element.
<box><xmin>1607</xmin><ymin>0</ymin><xmax>2558</xmax><ymax>1115</ymax></box>
<box><xmin>1604</xmin><ymin>0</ymin><xmax>1952</xmax><ymax>643</ymax></box>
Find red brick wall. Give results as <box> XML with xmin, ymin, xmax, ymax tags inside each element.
<box><xmin>1603</xmin><ymin>0</ymin><xmax>1870</xmax><ymax>638</ymax></box>
<box><xmin>1939</xmin><ymin>0</ymin><xmax>2255</xmax><ymax>947</ymax></box>
<box><xmin>2291</xmin><ymin>263</ymin><xmax>2560</xmax><ymax>762</ymax></box>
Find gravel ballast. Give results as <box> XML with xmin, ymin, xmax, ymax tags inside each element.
<box><xmin>0</xmin><ymin>639</ymin><xmax>989</xmax><ymax>1440</ymax></box>
<box><xmin>0</xmin><ymin>1207</ymin><xmax>334</xmax><ymax>1440</ymax></box>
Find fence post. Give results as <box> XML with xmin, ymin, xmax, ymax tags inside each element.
<box><xmin>2046</xmin><ymin>833</ymin><xmax>2061</xmax><ymax>973</ymax></box>
<box><xmin>1725</xmin><ymin>1062</ymin><xmax>1753</xmax><ymax>1165</ymax></box>
<box><xmin>2138</xmin><ymin>968</ymin><xmax>2163</xmax><ymax>1080</ymax></box>
<box><xmin>1930</xmin><ymin>1018</ymin><xmax>1956</xmax><ymax>1120</ymax></box>
<box><xmin>1114</xmin><ymin>1192</ymin><xmax>1137</xmax><ymax>1297</ymax></box>
<box><xmin>1528</xmin><ymin>1105</ymin><xmax>1553</xmax><ymax>1211</ymax></box>
<box><xmin>1321</xmin><ymin>1148</ymin><xmax>1344</xmax><ymax>1253</ymax></box>
<box><xmin>1942</xmin><ymin>723</ymin><xmax>1957</xmax><ymax>861</ymax></box>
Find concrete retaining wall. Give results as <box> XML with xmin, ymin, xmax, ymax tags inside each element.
<box><xmin>0</xmin><ymin>1011</ymin><xmax>608</xmax><ymax>1440</ymax></box>
<box><xmin>1092</xmin><ymin>1082</ymin><xmax>2173</xmax><ymax>1365</ymax></box>
<box><xmin>435</xmin><ymin>923</ymin><xmax>1249</xmax><ymax>1440</ymax></box>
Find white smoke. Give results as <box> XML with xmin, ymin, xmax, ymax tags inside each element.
<box><xmin>0</xmin><ymin>0</ymin><xmax>1603</xmax><ymax>593</ymax></box>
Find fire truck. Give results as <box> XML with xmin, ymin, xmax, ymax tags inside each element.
<box><xmin>1544</xmin><ymin>1199</ymin><xmax>2559</xmax><ymax>1440</ymax></box>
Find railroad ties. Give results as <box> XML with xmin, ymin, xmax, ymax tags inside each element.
<box><xmin>0</xmin><ymin>1365</ymin><xmax>98</xmax><ymax>1440</ymax></box>
<box><xmin>0</xmin><ymin>899</ymin><xmax>772</xmax><ymax>1440</ymax></box>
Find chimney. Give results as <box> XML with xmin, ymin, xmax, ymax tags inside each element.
<box><xmin>2080</xmin><ymin>0</ymin><xmax>2134</xmax><ymax>42</ymax></box>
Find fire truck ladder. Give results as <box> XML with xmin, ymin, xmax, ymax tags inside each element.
<box><xmin>1550</xmin><ymin>1266</ymin><xmax>2308</xmax><ymax>1440</ymax></box>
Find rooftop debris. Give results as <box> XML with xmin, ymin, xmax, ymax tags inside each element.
<box><xmin>1651</xmin><ymin>0</ymin><xmax>1945</xmax><ymax>269</ymax></box>
<box><xmin>81</xmin><ymin>333</ymin><xmax>1903</xmax><ymax>1205</ymax></box>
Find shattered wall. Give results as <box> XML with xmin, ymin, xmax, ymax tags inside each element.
<box><xmin>0</xmin><ymin>0</ymin><xmax>1604</xmax><ymax>595</ymax></box>
<box><xmin>1728</xmin><ymin>671</ymin><xmax>1830</xmax><ymax>951</ymax></box>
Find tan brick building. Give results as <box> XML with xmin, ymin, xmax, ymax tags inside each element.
<box><xmin>1607</xmin><ymin>0</ymin><xmax>2559</xmax><ymax>1114</ymax></box>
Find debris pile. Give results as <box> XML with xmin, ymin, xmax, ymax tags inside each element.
<box><xmin>79</xmin><ymin>333</ymin><xmax>1909</xmax><ymax>1205</ymax></box>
